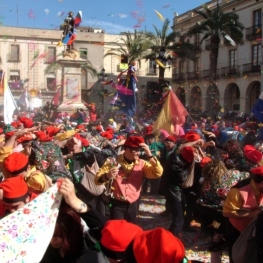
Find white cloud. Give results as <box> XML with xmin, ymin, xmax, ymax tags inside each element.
<box><xmin>82</xmin><ymin>20</ymin><xmax>134</xmax><ymax>34</ymax></box>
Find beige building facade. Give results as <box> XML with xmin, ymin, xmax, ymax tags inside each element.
<box><xmin>172</xmin><ymin>0</ymin><xmax>262</xmax><ymax>116</ymax></box>
<box><xmin>0</xmin><ymin>26</ymin><xmax>172</xmax><ymax>113</ymax></box>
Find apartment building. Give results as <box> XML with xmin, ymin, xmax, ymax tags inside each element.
<box><xmin>0</xmin><ymin>26</ymin><xmax>172</xmax><ymax>113</ymax></box>
<box><xmin>172</xmin><ymin>0</ymin><xmax>262</xmax><ymax>116</ymax></box>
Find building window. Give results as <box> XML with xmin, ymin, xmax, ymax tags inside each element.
<box><xmin>149</xmin><ymin>59</ymin><xmax>156</xmax><ymax>74</ymax></box>
<box><xmin>46</xmin><ymin>74</ymin><xmax>56</xmax><ymax>91</ymax></box>
<box><xmin>8</xmin><ymin>70</ymin><xmax>21</xmax><ymax>89</ymax></box>
<box><xmin>179</xmin><ymin>60</ymin><xmax>184</xmax><ymax>74</ymax></box>
<box><xmin>45</xmin><ymin>47</ymin><xmax>56</xmax><ymax>64</ymax></box>
<box><xmin>8</xmin><ymin>44</ymin><xmax>20</xmax><ymax>62</ymax></box>
<box><xmin>252</xmin><ymin>45</ymin><xmax>261</xmax><ymax>65</ymax></box>
<box><xmin>229</xmin><ymin>49</ymin><xmax>237</xmax><ymax>68</ymax></box>
<box><xmin>253</xmin><ymin>9</ymin><xmax>262</xmax><ymax>27</ymax></box>
<box><xmin>79</xmin><ymin>48</ymin><xmax>87</xmax><ymax>60</ymax></box>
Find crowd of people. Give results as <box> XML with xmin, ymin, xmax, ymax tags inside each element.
<box><xmin>1</xmin><ymin>100</ymin><xmax>263</xmax><ymax>263</ymax></box>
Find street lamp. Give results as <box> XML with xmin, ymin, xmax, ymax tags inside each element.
<box><xmin>156</xmin><ymin>47</ymin><xmax>174</xmax><ymax>85</ymax></box>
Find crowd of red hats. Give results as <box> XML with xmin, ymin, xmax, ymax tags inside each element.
<box><xmin>0</xmin><ymin>113</ymin><xmax>263</xmax><ymax>263</ymax></box>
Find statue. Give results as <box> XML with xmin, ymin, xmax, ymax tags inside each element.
<box><xmin>57</xmin><ymin>11</ymin><xmax>82</xmax><ymax>56</ymax></box>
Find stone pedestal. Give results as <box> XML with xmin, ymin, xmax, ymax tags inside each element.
<box><xmin>58</xmin><ymin>58</ymin><xmax>87</xmax><ymax>112</ymax></box>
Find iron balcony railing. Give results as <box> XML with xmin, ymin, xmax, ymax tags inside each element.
<box><xmin>172</xmin><ymin>73</ymin><xmax>186</xmax><ymax>82</ymax></box>
<box><xmin>246</xmin><ymin>24</ymin><xmax>262</xmax><ymax>41</ymax></box>
<box><xmin>221</xmin><ymin>66</ymin><xmax>240</xmax><ymax>78</ymax></box>
<box><xmin>187</xmin><ymin>71</ymin><xmax>200</xmax><ymax>80</ymax></box>
<box><xmin>202</xmin><ymin>69</ymin><xmax>220</xmax><ymax>79</ymax></box>
<box><xmin>242</xmin><ymin>63</ymin><xmax>261</xmax><ymax>75</ymax></box>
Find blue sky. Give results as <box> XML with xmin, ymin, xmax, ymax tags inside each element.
<box><xmin>0</xmin><ymin>0</ymin><xmax>205</xmax><ymax>34</ymax></box>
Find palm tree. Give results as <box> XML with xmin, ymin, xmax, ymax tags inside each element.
<box><xmin>144</xmin><ymin>19</ymin><xmax>196</xmax><ymax>83</ymax></box>
<box><xmin>104</xmin><ymin>30</ymin><xmax>153</xmax><ymax>67</ymax></box>
<box><xmin>187</xmin><ymin>3</ymin><xmax>244</xmax><ymax>81</ymax></box>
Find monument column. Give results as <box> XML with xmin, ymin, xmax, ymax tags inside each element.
<box><xmin>58</xmin><ymin>58</ymin><xmax>86</xmax><ymax>112</ymax></box>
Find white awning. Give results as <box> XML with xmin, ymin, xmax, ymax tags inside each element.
<box><xmin>10</xmin><ymin>71</ymin><xmax>19</xmax><ymax>76</ymax></box>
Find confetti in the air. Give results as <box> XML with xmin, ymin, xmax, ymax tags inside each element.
<box><xmin>154</xmin><ymin>10</ymin><xmax>165</xmax><ymax>22</ymax></box>
<box><xmin>27</xmin><ymin>9</ymin><xmax>36</xmax><ymax>19</ymax></box>
<box><xmin>117</xmin><ymin>14</ymin><xmax>128</xmax><ymax>18</ymax></box>
<box><xmin>44</xmin><ymin>9</ymin><xmax>50</xmax><ymax>15</ymax></box>
<box><xmin>162</xmin><ymin>4</ymin><xmax>171</xmax><ymax>8</ymax></box>
<box><xmin>57</xmin><ymin>11</ymin><xmax>65</xmax><ymax>17</ymax></box>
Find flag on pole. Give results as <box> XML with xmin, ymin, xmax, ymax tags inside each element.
<box><xmin>153</xmin><ymin>90</ymin><xmax>188</xmax><ymax>135</ymax></box>
<box><xmin>74</xmin><ymin>11</ymin><xmax>82</xmax><ymax>27</ymax></box>
<box><xmin>3</xmin><ymin>74</ymin><xmax>17</xmax><ymax>124</ymax></box>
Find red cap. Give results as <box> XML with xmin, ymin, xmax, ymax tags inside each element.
<box><xmin>76</xmin><ymin>124</ymin><xmax>86</xmax><ymax>131</ymax></box>
<box><xmin>16</xmin><ymin>133</ymin><xmax>35</xmax><ymax>143</ymax></box>
<box><xmin>46</xmin><ymin>126</ymin><xmax>61</xmax><ymax>137</ymax></box>
<box><xmin>131</xmin><ymin>228</ymin><xmax>185</xmax><ymax>263</ymax></box>
<box><xmin>164</xmin><ymin>135</ymin><xmax>177</xmax><ymax>143</ymax></box>
<box><xmin>250</xmin><ymin>166</ymin><xmax>263</xmax><ymax>176</ymax></box>
<box><xmin>100</xmin><ymin>131</ymin><xmax>114</xmax><ymax>140</ymax></box>
<box><xmin>19</xmin><ymin>117</ymin><xmax>34</xmax><ymax>128</ymax></box>
<box><xmin>11</xmin><ymin>121</ymin><xmax>23</xmax><ymax>129</ymax></box>
<box><xmin>144</xmin><ymin>126</ymin><xmax>153</xmax><ymax>135</ymax></box>
<box><xmin>35</xmin><ymin>131</ymin><xmax>53</xmax><ymax>142</ymax></box>
<box><xmin>233</xmin><ymin>125</ymin><xmax>239</xmax><ymax>131</ymax></box>
<box><xmin>4</xmin><ymin>152</ymin><xmax>29</xmax><ymax>175</ymax></box>
<box><xmin>0</xmin><ymin>128</ymin><xmax>3</xmax><ymax>134</ymax></box>
<box><xmin>96</xmin><ymin>125</ymin><xmax>103</xmax><ymax>131</ymax></box>
<box><xmin>74</xmin><ymin>133</ymin><xmax>89</xmax><ymax>147</ymax></box>
<box><xmin>200</xmin><ymin>156</ymin><xmax>212</xmax><ymax>167</ymax></box>
<box><xmin>0</xmin><ymin>175</ymin><xmax>29</xmax><ymax>202</ymax></box>
<box><xmin>244</xmin><ymin>145</ymin><xmax>263</xmax><ymax>164</ymax></box>
<box><xmin>211</xmin><ymin>124</ymin><xmax>218</xmax><ymax>130</ymax></box>
<box><xmin>185</xmin><ymin>131</ymin><xmax>201</xmax><ymax>142</ymax></box>
<box><xmin>124</xmin><ymin>136</ymin><xmax>145</xmax><ymax>148</ymax></box>
<box><xmin>181</xmin><ymin>146</ymin><xmax>194</xmax><ymax>163</ymax></box>
<box><xmin>100</xmin><ymin>220</ymin><xmax>143</xmax><ymax>260</ymax></box>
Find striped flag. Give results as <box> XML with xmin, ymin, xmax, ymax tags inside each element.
<box><xmin>3</xmin><ymin>73</ymin><xmax>17</xmax><ymax>124</ymax></box>
<box><xmin>153</xmin><ymin>90</ymin><xmax>188</xmax><ymax>135</ymax></box>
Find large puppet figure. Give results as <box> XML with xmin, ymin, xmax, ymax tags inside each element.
<box><xmin>252</xmin><ymin>91</ymin><xmax>263</xmax><ymax>141</ymax></box>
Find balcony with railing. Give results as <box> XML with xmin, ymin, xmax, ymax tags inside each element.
<box><xmin>187</xmin><ymin>71</ymin><xmax>200</xmax><ymax>80</ymax></box>
<box><xmin>202</xmin><ymin>69</ymin><xmax>220</xmax><ymax>79</ymax></box>
<box><xmin>221</xmin><ymin>66</ymin><xmax>240</xmax><ymax>78</ymax></box>
<box><xmin>172</xmin><ymin>73</ymin><xmax>186</xmax><ymax>82</ymax></box>
<box><xmin>205</xmin><ymin>39</ymin><xmax>211</xmax><ymax>50</ymax></box>
<box><xmin>246</xmin><ymin>25</ymin><xmax>262</xmax><ymax>41</ymax></box>
<box><xmin>242</xmin><ymin>63</ymin><xmax>261</xmax><ymax>75</ymax></box>
<box><xmin>7</xmin><ymin>52</ymin><xmax>21</xmax><ymax>62</ymax></box>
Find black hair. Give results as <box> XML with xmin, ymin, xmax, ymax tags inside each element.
<box><xmin>253</xmin><ymin>174</ymin><xmax>263</xmax><ymax>184</ymax></box>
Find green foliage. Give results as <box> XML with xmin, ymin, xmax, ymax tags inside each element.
<box><xmin>104</xmin><ymin>30</ymin><xmax>153</xmax><ymax>65</ymax></box>
<box><xmin>187</xmin><ymin>3</ymin><xmax>244</xmax><ymax>45</ymax></box>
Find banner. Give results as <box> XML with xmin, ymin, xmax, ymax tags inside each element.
<box><xmin>3</xmin><ymin>74</ymin><xmax>17</xmax><ymax>124</ymax></box>
<box><xmin>0</xmin><ymin>184</ymin><xmax>62</xmax><ymax>263</ymax></box>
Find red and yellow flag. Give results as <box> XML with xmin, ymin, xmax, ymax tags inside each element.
<box><xmin>153</xmin><ymin>90</ymin><xmax>188</xmax><ymax>135</ymax></box>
